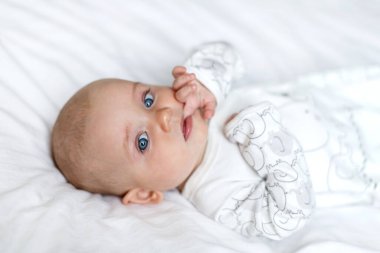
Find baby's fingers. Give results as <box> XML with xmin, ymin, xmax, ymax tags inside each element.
<box><xmin>202</xmin><ymin>101</ymin><xmax>216</xmax><ymax>120</ymax></box>
<box><xmin>172</xmin><ymin>66</ymin><xmax>187</xmax><ymax>78</ymax></box>
<box><xmin>183</xmin><ymin>100</ymin><xmax>198</xmax><ymax>119</ymax></box>
<box><xmin>173</xmin><ymin>73</ymin><xmax>195</xmax><ymax>90</ymax></box>
<box><xmin>203</xmin><ymin>108</ymin><xmax>215</xmax><ymax>120</ymax></box>
<box><xmin>175</xmin><ymin>84</ymin><xmax>196</xmax><ymax>102</ymax></box>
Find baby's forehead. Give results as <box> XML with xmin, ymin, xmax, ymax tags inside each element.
<box><xmin>94</xmin><ymin>79</ymin><xmax>136</xmax><ymax>91</ymax></box>
<box><xmin>86</xmin><ymin>79</ymin><xmax>136</xmax><ymax>100</ymax></box>
<box><xmin>86</xmin><ymin>80</ymin><xmax>144</xmax><ymax>119</ymax></box>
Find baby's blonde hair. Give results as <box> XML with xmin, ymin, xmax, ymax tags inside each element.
<box><xmin>52</xmin><ymin>86</ymin><xmax>93</xmax><ymax>190</ymax></box>
<box><xmin>52</xmin><ymin>80</ymin><xmax>136</xmax><ymax>196</ymax></box>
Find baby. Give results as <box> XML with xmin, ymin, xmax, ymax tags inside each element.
<box><xmin>52</xmin><ymin>72</ymin><xmax>210</xmax><ymax>202</ymax></box>
<box><xmin>52</xmin><ymin>42</ymin><xmax>315</xmax><ymax>240</ymax></box>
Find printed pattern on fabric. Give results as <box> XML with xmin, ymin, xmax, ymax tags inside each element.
<box><xmin>219</xmin><ymin>102</ymin><xmax>315</xmax><ymax>240</ymax></box>
<box><xmin>280</xmin><ymin>85</ymin><xmax>380</xmax><ymax>201</ymax></box>
<box><xmin>184</xmin><ymin>42</ymin><xmax>244</xmax><ymax>103</ymax></box>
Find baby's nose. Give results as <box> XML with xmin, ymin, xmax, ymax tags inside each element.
<box><xmin>156</xmin><ymin>107</ymin><xmax>172</xmax><ymax>132</ymax></box>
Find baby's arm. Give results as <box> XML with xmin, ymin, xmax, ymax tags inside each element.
<box><xmin>221</xmin><ymin>102</ymin><xmax>315</xmax><ymax>240</ymax></box>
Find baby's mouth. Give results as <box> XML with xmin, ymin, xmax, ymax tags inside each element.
<box><xmin>182</xmin><ymin>116</ymin><xmax>193</xmax><ymax>141</ymax></box>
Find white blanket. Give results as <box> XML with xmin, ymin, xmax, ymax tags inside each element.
<box><xmin>1</xmin><ymin>1</ymin><xmax>380</xmax><ymax>252</ymax></box>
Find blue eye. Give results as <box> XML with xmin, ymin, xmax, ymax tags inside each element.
<box><xmin>137</xmin><ymin>132</ymin><xmax>149</xmax><ymax>153</ymax></box>
<box><xmin>143</xmin><ymin>90</ymin><xmax>154</xmax><ymax>108</ymax></box>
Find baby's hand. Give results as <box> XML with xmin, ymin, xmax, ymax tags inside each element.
<box><xmin>172</xmin><ymin>66</ymin><xmax>216</xmax><ymax>120</ymax></box>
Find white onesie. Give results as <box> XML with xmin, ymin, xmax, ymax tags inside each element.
<box><xmin>181</xmin><ymin>42</ymin><xmax>379</xmax><ymax>240</ymax></box>
<box><xmin>181</xmin><ymin>42</ymin><xmax>314</xmax><ymax>240</ymax></box>
<box><xmin>182</xmin><ymin>102</ymin><xmax>315</xmax><ymax>240</ymax></box>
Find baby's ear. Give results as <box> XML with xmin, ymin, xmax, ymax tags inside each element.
<box><xmin>122</xmin><ymin>188</ymin><xmax>163</xmax><ymax>205</ymax></box>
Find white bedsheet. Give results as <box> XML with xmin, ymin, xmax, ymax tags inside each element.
<box><xmin>1</xmin><ymin>1</ymin><xmax>380</xmax><ymax>252</ymax></box>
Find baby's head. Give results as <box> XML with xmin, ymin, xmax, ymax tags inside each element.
<box><xmin>52</xmin><ymin>79</ymin><xmax>208</xmax><ymax>204</ymax></box>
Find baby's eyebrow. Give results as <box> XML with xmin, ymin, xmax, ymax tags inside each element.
<box><xmin>125</xmin><ymin>82</ymin><xmax>138</xmax><ymax>156</ymax></box>
<box><xmin>123</xmin><ymin>126</ymin><xmax>130</xmax><ymax>149</ymax></box>
<box><xmin>123</xmin><ymin>126</ymin><xmax>134</xmax><ymax>161</ymax></box>
<box><xmin>132</xmin><ymin>82</ymin><xmax>139</xmax><ymax>99</ymax></box>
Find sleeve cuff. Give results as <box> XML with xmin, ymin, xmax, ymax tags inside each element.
<box><xmin>185</xmin><ymin>66</ymin><xmax>225</xmax><ymax>105</ymax></box>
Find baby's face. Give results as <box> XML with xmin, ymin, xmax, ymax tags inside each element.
<box><xmin>86</xmin><ymin>79</ymin><xmax>208</xmax><ymax>195</ymax></box>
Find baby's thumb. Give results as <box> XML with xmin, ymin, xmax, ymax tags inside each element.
<box><xmin>183</xmin><ymin>103</ymin><xmax>196</xmax><ymax>119</ymax></box>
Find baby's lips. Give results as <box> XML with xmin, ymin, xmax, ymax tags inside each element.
<box><xmin>181</xmin><ymin>116</ymin><xmax>185</xmax><ymax>139</ymax></box>
<box><xmin>182</xmin><ymin>115</ymin><xmax>193</xmax><ymax>141</ymax></box>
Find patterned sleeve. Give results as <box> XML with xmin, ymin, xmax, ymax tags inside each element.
<box><xmin>184</xmin><ymin>64</ymin><xmax>231</xmax><ymax>105</ymax></box>
<box><xmin>218</xmin><ymin>102</ymin><xmax>315</xmax><ymax>240</ymax></box>
<box><xmin>183</xmin><ymin>42</ymin><xmax>243</xmax><ymax>105</ymax></box>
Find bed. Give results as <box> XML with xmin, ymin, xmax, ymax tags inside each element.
<box><xmin>1</xmin><ymin>1</ymin><xmax>380</xmax><ymax>252</ymax></box>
